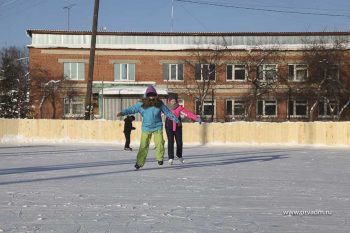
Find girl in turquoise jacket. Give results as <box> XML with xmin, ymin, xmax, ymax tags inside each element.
<box><xmin>117</xmin><ymin>86</ymin><xmax>179</xmax><ymax>169</ymax></box>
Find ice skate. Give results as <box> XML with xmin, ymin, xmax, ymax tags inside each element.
<box><xmin>178</xmin><ymin>157</ymin><xmax>185</xmax><ymax>164</ymax></box>
<box><xmin>168</xmin><ymin>159</ymin><xmax>174</xmax><ymax>165</ymax></box>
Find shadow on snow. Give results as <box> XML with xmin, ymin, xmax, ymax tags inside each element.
<box><xmin>0</xmin><ymin>150</ymin><xmax>288</xmax><ymax>185</ymax></box>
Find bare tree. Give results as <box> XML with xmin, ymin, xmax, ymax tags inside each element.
<box><xmin>166</xmin><ymin>41</ymin><xmax>287</xmax><ymax>122</ymax></box>
<box><xmin>239</xmin><ymin>44</ymin><xmax>287</xmax><ymax>121</ymax></box>
<box><xmin>38</xmin><ymin>80</ymin><xmax>61</xmax><ymax>118</ymax></box>
<box><xmin>29</xmin><ymin>64</ymin><xmax>88</xmax><ymax>119</ymax></box>
<box><xmin>301</xmin><ymin>36</ymin><xmax>350</xmax><ymax>121</ymax></box>
<box><xmin>29</xmin><ymin>67</ymin><xmax>62</xmax><ymax>119</ymax></box>
<box><xmin>175</xmin><ymin>44</ymin><xmax>230</xmax><ymax>122</ymax></box>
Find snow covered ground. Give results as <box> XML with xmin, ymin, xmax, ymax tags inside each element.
<box><xmin>0</xmin><ymin>143</ymin><xmax>349</xmax><ymax>233</ymax></box>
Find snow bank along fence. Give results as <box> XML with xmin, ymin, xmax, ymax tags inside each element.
<box><xmin>0</xmin><ymin>119</ymin><xmax>350</xmax><ymax>146</ymax></box>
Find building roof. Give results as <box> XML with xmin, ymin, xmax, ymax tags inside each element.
<box><xmin>26</xmin><ymin>29</ymin><xmax>350</xmax><ymax>51</ymax></box>
<box><xmin>26</xmin><ymin>29</ymin><xmax>350</xmax><ymax>37</ymax></box>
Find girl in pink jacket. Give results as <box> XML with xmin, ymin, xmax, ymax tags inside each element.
<box><xmin>165</xmin><ymin>93</ymin><xmax>202</xmax><ymax>165</ymax></box>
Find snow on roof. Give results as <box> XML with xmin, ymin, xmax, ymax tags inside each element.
<box><xmin>27</xmin><ymin>30</ymin><xmax>350</xmax><ymax>51</ymax></box>
<box><xmin>99</xmin><ymin>86</ymin><xmax>168</xmax><ymax>95</ymax></box>
<box><xmin>26</xmin><ymin>29</ymin><xmax>350</xmax><ymax>37</ymax></box>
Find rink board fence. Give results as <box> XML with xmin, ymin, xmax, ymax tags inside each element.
<box><xmin>0</xmin><ymin>119</ymin><xmax>350</xmax><ymax>146</ymax></box>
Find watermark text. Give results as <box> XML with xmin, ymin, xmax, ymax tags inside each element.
<box><xmin>282</xmin><ymin>209</ymin><xmax>332</xmax><ymax>216</ymax></box>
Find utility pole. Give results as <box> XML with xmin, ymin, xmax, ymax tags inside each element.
<box><xmin>63</xmin><ymin>4</ymin><xmax>76</xmax><ymax>30</ymax></box>
<box><xmin>85</xmin><ymin>0</ymin><xmax>100</xmax><ymax>120</ymax></box>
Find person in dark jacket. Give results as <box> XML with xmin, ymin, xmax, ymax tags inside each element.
<box><xmin>165</xmin><ymin>93</ymin><xmax>202</xmax><ymax>165</ymax></box>
<box><xmin>123</xmin><ymin>115</ymin><xmax>136</xmax><ymax>151</ymax></box>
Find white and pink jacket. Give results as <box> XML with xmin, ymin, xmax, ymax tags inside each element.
<box><xmin>165</xmin><ymin>105</ymin><xmax>199</xmax><ymax>132</ymax></box>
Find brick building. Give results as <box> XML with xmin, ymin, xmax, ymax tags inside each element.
<box><xmin>26</xmin><ymin>30</ymin><xmax>350</xmax><ymax>121</ymax></box>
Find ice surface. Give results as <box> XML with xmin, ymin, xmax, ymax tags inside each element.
<box><xmin>0</xmin><ymin>143</ymin><xmax>349</xmax><ymax>233</ymax></box>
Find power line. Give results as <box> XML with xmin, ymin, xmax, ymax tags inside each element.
<box><xmin>175</xmin><ymin>0</ymin><xmax>350</xmax><ymax>18</ymax></box>
<box><xmin>0</xmin><ymin>0</ymin><xmax>45</xmax><ymax>20</ymax></box>
<box><xmin>215</xmin><ymin>0</ymin><xmax>350</xmax><ymax>13</ymax></box>
<box><xmin>178</xmin><ymin>2</ymin><xmax>209</xmax><ymax>31</ymax></box>
<box><xmin>0</xmin><ymin>0</ymin><xmax>20</xmax><ymax>8</ymax></box>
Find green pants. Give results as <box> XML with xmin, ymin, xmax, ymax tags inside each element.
<box><xmin>136</xmin><ymin>129</ymin><xmax>165</xmax><ymax>167</ymax></box>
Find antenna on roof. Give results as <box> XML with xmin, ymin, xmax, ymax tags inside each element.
<box><xmin>171</xmin><ymin>0</ymin><xmax>174</xmax><ymax>32</ymax></box>
<box><xmin>63</xmin><ymin>3</ymin><xmax>76</xmax><ymax>30</ymax></box>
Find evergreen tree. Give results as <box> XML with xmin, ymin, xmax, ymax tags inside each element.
<box><xmin>0</xmin><ymin>47</ymin><xmax>28</xmax><ymax>118</ymax></box>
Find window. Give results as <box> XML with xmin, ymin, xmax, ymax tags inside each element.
<box><xmin>257</xmin><ymin>100</ymin><xmax>277</xmax><ymax>116</ymax></box>
<box><xmin>64</xmin><ymin>63</ymin><xmax>84</xmax><ymax>80</ymax></box>
<box><xmin>196</xmin><ymin>100</ymin><xmax>215</xmax><ymax>116</ymax></box>
<box><xmin>258</xmin><ymin>64</ymin><xmax>277</xmax><ymax>81</ymax></box>
<box><xmin>195</xmin><ymin>64</ymin><xmax>215</xmax><ymax>81</ymax></box>
<box><xmin>288</xmin><ymin>64</ymin><xmax>308</xmax><ymax>81</ymax></box>
<box><xmin>318</xmin><ymin>100</ymin><xmax>338</xmax><ymax>117</ymax></box>
<box><xmin>226</xmin><ymin>64</ymin><xmax>246</xmax><ymax>81</ymax></box>
<box><xmin>114</xmin><ymin>63</ymin><xmax>135</xmax><ymax>81</ymax></box>
<box><xmin>326</xmin><ymin>65</ymin><xmax>339</xmax><ymax>79</ymax></box>
<box><xmin>163</xmin><ymin>63</ymin><xmax>184</xmax><ymax>81</ymax></box>
<box><xmin>288</xmin><ymin>100</ymin><xmax>308</xmax><ymax>117</ymax></box>
<box><xmin>226</xmin><ymin>99</ymin><xmax>245</xmax><ymax>117</ymax></box>
<box><xmin>178</xmin><ymin>99</ymin><xmax>184</xmax><ymax>107</ymax></box>
<box><xmin>64</xmin><ymin>97</ymin><xmax>85</xmax><ymax>117</ymax></box>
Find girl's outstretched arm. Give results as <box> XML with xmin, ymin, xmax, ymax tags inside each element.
<box><xmin>161</xmin><ymin>103</ymin><xmax>180</xmax><ymax>124</ymax></box>
<box><xmin>117</xmin><ymin>102</ymin><xmax>142</xmax><ymax>116</ymax></box>
<box><xmin>180</xmin><ymin>106</ymin><xmax>202</xmax><ymax>123</ymax></box>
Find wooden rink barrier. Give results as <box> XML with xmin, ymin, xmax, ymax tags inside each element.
<box><xmin>0</xmin><ymin>119</ymin><xmax>350</xmax><ymax>146</ymax></box>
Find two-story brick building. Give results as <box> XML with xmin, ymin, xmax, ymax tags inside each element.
<box><xmin>26</xmin><ymin>30</ymin><xmax>350</xmax><ymax>121</ymax></box>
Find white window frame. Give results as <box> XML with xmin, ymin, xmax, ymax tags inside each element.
<box><xmin>288</xmin><ymin>99</ymin><xmax>308</xmax><ymax>118</ymax></box>
<box><xmin>226</xmin><ymin>64</ymin><xmax>247</xmax><ymax>81</ymax></box>
<box><xmin>114</xmin><ymin>63</ymin><xmax>135</xmax><ymax>81</ymax></box>
<box><xmin>288</xmin><ymin>64</ymin><xmax>308</xmax><ymax>81</ymax></box>
<box><xmin>318</xmin><ymin>100</ymin><xmax>339</xmax><ymax>118</ymax></box>
<box><xmin>196</xmin><ymin>99</ymin><xmax>216</xmax><ymax>117</ymax></box>
<box><xmin>258</xmin><ymin>64</ymin><xmax>278</xmax><ymax>81</ymax></box>
<box><xmin>257</xmin><ymin>100</ymin><xmax>277</xmax><ymax>117</ymax></box>
<box><xmin>64</xmin><ymin>62</ymin><xmax>85</xmax><ymax>80</ymax></box>
<box><xmin>64</xmin><ymin>97</ymin><xmax>85</xmax><ymax>117</ymax></box>
<box><xmin>225</xmin><ymin>99</ymin><xmax>245</xmax><ymax>118</ymax></box>
<box><xmin>166</xmin><ymin>64</ymin><xmax>184</xmax><ymax>82</ymax></box>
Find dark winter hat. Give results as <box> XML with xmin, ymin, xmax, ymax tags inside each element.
<box><xmin>145</xmin><ymin>85</ymin><xmax>157</xmax><ymax>97</ymax></box>
<box><xmin>168</xmin><ymin>93</ymin><xmax>178</xmax><ymax>101</ymax></box>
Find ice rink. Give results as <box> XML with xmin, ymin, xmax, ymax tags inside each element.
<box><xmin>0</xmin><ymin>143</ymin><xmax>349</xmax><ymax>233</ymax></box>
